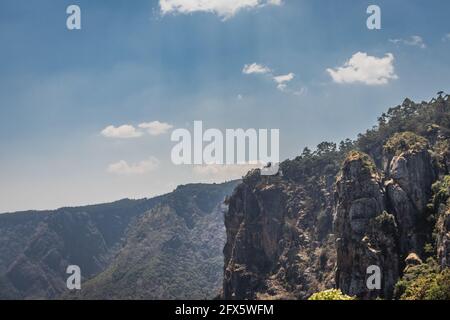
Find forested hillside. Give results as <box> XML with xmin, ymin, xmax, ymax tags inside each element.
<box><xmin>0</xmin><ymin>182</ymin><xmax>238</xmax><ymax>299</ymax></box>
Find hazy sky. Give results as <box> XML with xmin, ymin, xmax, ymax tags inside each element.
<box><xmin>1</xmin><ymin>0</ymin><xmax>449</xmax><ymax>212</ymax></box>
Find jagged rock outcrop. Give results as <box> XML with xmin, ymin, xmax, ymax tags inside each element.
<box><xmin>223</xmin><ymin>112</ymin><xmax>449</xmax><ymax>300</ymax></box>
<box><xmin>222</xmin><ymin>95</ymin><xmax>450</xmax><ymax>300</ymax></box>
<box><xmin>223</xmin><ymin>169</ymin><xmax>336</xmax><ymax>300</ymax></box>
<box><xmin>384</xmin><ymin>133</ymin><xmax>436</xmax><ymax>257</ymax></box>
<box><xmin>334</xmin><ymin>151</ymin><xmax>399</xmax><ymax>299</ymax></box>
<box><xmin>334</xmin><ymin>132</ymin><xmax>442</xmax><ymax>299</ymax></box>
<box><xmin>223</xmin><ymin>174</ymin><xmax>292</xmax><ymax>299</ymax></box>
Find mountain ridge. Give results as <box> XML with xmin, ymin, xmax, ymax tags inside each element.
<box><xmin>0</xmin><ymin>181</ymin><xmax>239</xmax><ymax>299</ymax></box>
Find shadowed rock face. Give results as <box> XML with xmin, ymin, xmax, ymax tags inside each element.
<box><xmin>334</xmin><ymin>152</ymin><xmax>399</xmax><ymax>299</ymax></box>
<box><xmin>386</xmin><ymin>147</ymin><xmax>435</xmax><ymax>257</ymax></box>
<box><xmin>223</xmin><ymin>178</ymin><xmax>291</xmax><ymax>299</ymax></box>
<box><xmin>223</xmin><ymin>139</ymin><xmax>440</xmax><ymax>300</ymax></box>
<box><xmin>334</xmin><ymin>133</ymin><xmax>440</xmax><ymax>299</ymax></box>
<box><xmin>223</xmin><ymin>170</ymin><xmax>336</xmax><ymax>300</ymax></box>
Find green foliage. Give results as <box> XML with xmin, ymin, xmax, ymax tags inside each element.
<box><xmin>281</xmin><ymin>142</ymin><xmax>345</xmax><ymax>184</ymax></box>
<box><xmin>373</xmin><ymin>211</ymin><xmax>397</xmax><ymax>235</ymax></box>
<box><xmin>384</xmin><ymin>132</ymin><xmax>429</xmax><ymax>156</ymax></box>
<box><xmin>280</xmin><ymin>143</ymin><xmax>349</xmax><ymax>239</ymax></box>
<box><xmin>375</xmin><ymin>211</ymin><xmax>396</xmax><ymax>225</ymax></box>
<box><xmin>423</xmin><ymin>243</ymin><xmax>435</xmax><ymax>257</ymax></box>
<box><xmin>356</xmin><ymin>97</ymin><xmax>450</xmax><ymax>163</ymax></box>
<box><xmin>427</xmin><ymin>175</ymin><xmax>450</xmax><ymax>244</ymax></box>
<box><xmin>308</xmin><ymin>289</ymin><xmax>355</xmax><ymax>300</ymax></box>
<box><xmin>343</xmin><ymin>150</ymin><xmax>378</xmax><ymax>175</ymax></box>
<box><xmin>431</xmin><ymin>175</ymin><xmax>450</xmax><ymax>207</ymax></box>
<box><xmin>280</xmin><ymin>95</ymin><xmax>450</xmax><ymax>212</ymax></box>
<box><xmin>400</xmin><ymin>268</ymin><xmax>450</xmax><ymax>300</ymax></box>
<box><xmin>424</xmin><ymin>269</ymin><xmax>450</xmax><ymax>300</ymax></box>
<box><xmin>394</xmin><ymin>259</ymin><xmax>450</xmax><ymax>300</ymax></box>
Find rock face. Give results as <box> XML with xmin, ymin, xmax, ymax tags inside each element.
<box><xmin>384</xmin><ymin>133</ymin><xmax>435</xmax><ymax>257</ymax></box>
<box><xmin>223</xmin><ymin>122</ymin><xmax>449</xmax><ymax>299</ymax></box>
<box><xmin>223</xmin><ymin>168</ymin><xmax>336</xmax><ymax>300</ymax></box>
<box><xmin>334</xmin><ymin>152</ymin><xmax>399</xmax><ymax>299</ymax></box>
<box><xmin>223</xmin><ymin>175</ymin><xmax>294</xmax><ymax>299</ymax></box>
<box><xmin>333</xmin><ymin>132</ymin><xmax>441</xmax><ymax>298</ymax></box>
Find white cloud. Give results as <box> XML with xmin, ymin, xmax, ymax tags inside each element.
<box><xmin>273</xmin><ymin>73</ymin><xmax>295</xmax><ymax>84</ymax></box>
<box><xmin>443</xmin><ymin>33</ymin><xmax>450</xmax><ymax>42</ymax></box>
<box><xmin>389</xmin><ymin>35</ymin><xmax>426</xmax><ymax>49</ymax></box>
<box><xmin>327</xmin><ymin>52</ymin><xmax>398</xmax><ymax>85</ymax></box>
<box><xmin>273</xmin><ymin>73</ymin><xmax>295</xmax><ymax>91</ymax></box>
<box><xmin>159</xmin><ymin>0</ymin><xmax>282</xmax><ymax>20</ymax></box>
<box><xmin>242</xmin><ymin>63</ymin><xmax>271</xmax><ymax>75</ymax></box>
<box><xmin>138</xmin><ymin>121</ymin><xmax>173</xmax><ymax>136</ymax></box>
<box><xmin>107</xmin><ymin>157</ymin><xmax>160</xmax><ymax>175</ymax></box>
<box><xmin>243</xmin><ymin>63</ymin><xmax>301</xmax><ymax>94</ymax></box>
<box><xmin>101</xmin><ymin>125</ymin><xmax>143</xmax><ymax>139</ymax></box>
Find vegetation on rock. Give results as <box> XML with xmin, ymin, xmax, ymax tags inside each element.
<box><xmin>384</xmin><ymin>132</ymin><xmax>429</xmax><ymax>156</ymax></box>
<box><xmin>308</xmin><ymin>289</ymin><xmax>355</xmax><ymax>300</ymax></box>
<box><xmin>395</xmin><ymin>259</ymin><xmax>450</xmax><ymax>300</ymax></box>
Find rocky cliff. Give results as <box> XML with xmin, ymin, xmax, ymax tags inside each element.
<box><xmin>334</xmin><ymin>151</ymin><xmax>399</xmax><ymax>299</ymax></box>
<box><xmin>223</xmin><ymin>94</ymin><xmax>450</xmax><ymax>300</ymax></box>
<box><xmin>223</xmin><ymin>146</ymin><xmax>339</xmax><ymax>299</ymax></box>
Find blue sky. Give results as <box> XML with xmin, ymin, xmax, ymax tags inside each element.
<box><xmin>0</xmin><ymin>0</ymin><xmax>449</xmax><ymax>212</ymax></box>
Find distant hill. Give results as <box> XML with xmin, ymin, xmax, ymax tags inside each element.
<box><xmin>71</xmin><ymin>182</ymin><xmax>238</xmax><ymax>300</ymax></box>
<box><xmin>0</xmin><ymin>181</ymin><xmax>239</xmax><ymax>300</ymax></box>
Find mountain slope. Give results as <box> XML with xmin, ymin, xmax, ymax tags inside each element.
<box><xmin>0</xmin><ymin>198</ymin><xmax>162</xmax><ymax>299</ymax></box>
<box><xmin>0</xmin><ymin>181</ymin><xmax>238</xmax><ymax>300</ymax></box>
<box><xmin>72</xmin><ymin>182</ymin><xmax>239</xmax><ymax>300</ymax></box>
